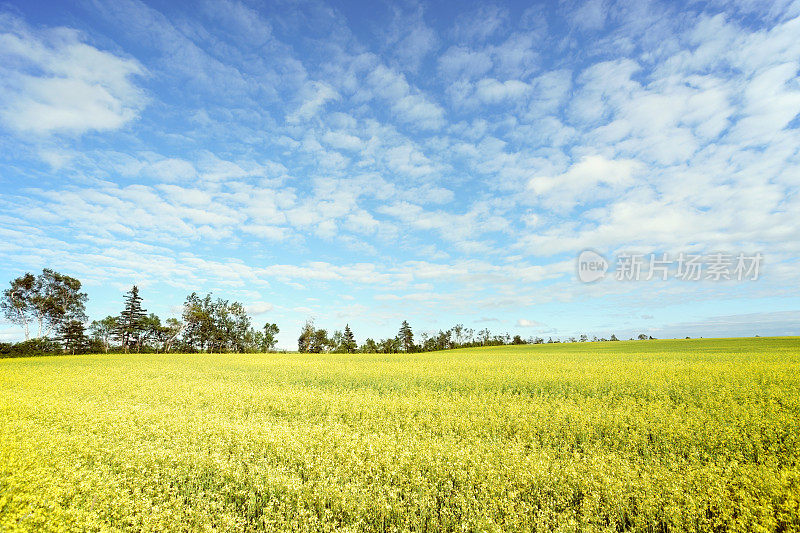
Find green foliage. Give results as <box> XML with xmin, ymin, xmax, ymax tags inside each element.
<box><xmin>360</xmin><ymin>338</ymin><xmax>378</xmax><ymax>353</ymax></box>
<box><xmin>1</xmin><ymin>337</ymin><xmax>799</xmax><ymax>531</ymax></box>
<box><xmin>342</xmin><ymin>324</ymin><xmax>356</xmax><ymax>353</ymax></box>
<box><xmin>0</xmin><ymin>337</ymin><xmax>62</xmax><ymax>358</ymax></box>
<box><xmin>0</xmin><ymin>269</ymin><xmax>87</xmax><ymax>340</ymax></box>
<box><xmin>262</xmin><ymin>323</ymin><xmax>280</xmax><ymax>352</ymax></box>
<box><xmin>181</xmin><ymin>293</ymin><xmax>264</xmax><ymax>353</ymax></box>
<box><xmin>116</xmin><ymin>285</ymin><xmax>148</xmax><ymax>352</ymax></box>
<box><xmin>89</xmin><ymin>316</ymin><xmax>118</xmax><ymax>353</ymax></box>
<box><xmin>398</xmin><ymin>320</ymin><xmax>413</xmax><ymax>353</ymax></box>
<box><xmin>58</xmin><ymin>320</ymin><xmax>88</xmax><ymax>355</ymax></box>
<box><xmin>297</xmin><ymin>319</ymin><xmax>314</xmax><ymax>353</ymax></box>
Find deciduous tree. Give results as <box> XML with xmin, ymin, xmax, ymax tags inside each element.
<box><xmin>89</xmin><ymin>316</ymin><xmax>118</xmax><ymax>353</ymax></box>
<box><xmin>1</xmin><ymin>269</ymin><xmax>87</xmax><ymax>340</ymax></box>
<box><xmin>262</xmin><ymin>323</ymin><xmax>279</xmax><ymax>352</ymax></box>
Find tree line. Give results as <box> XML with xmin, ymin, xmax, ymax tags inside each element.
<box><xmin>0</xmin><ymin>269</ymin><xmax>278</xmax><ymax>357</ymax></box>
<box><xmin>295</xmin><ymin>320</ymin><xmax>652</xmax><ymax>354</ymax></box>
<box><xmin>1</xmin><ymin>269</ymin><xmax>655</xmax><ymax>358</ymax></box>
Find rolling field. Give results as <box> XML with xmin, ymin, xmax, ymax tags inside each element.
<box><xmin>1</xmin><ymin>337</ymin><xmax>799</xmax><ymax>532</ymax></box>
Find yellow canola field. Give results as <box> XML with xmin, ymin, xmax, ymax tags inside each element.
<box><xmin>1</xmin><ymin>337</ymin><xmax>798</xmax><ymax>532</ymax></box>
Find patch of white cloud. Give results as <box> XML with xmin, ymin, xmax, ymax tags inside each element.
<box><xmin>287</xmin><ymin>81</ymin><xmax>339</xmax><ymax>123</ymax></box>
<box><xmin>0</xmin><ymin>14</ymin><xmax>146</xmax><ymax>135</ymax></box>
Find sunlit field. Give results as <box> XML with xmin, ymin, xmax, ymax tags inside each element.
<box><xmin>1</xmin><ymin>337</ymin><xmax>798</xmax><ymax>532</ymax></box>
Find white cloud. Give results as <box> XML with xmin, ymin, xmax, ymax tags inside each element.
<box><xmin>438</xmin><ymin>46</ymin><xmax>493</xmax><ymax>80</ymax></box>
<box><xmin>361</xmin><ymin>65</ymin><xmax>446</xmax><ymax>129</ymax></box>
<box><xmin>391</xmin><ymin>94</ymin><xmax>446</xmax><ymax>129</ymax></box>
<box><xmin>528</xmin><ymin>155</ymin><xmax>643</xmax><ymax>209</ymax></box>
<box><xmin>451</xmin><ymin>5</ymin><xmax>508</xmax><ymax>43</ymax></box>
<box><xmin>516</xmin><ymin>318</ymin><xmax>547</xmax><ymax>327</ymax></box>
<box><xmin>570</xmin><ymin>0</ymin><xmax>607</xmax><ymax>31</ymax></box>
<box><xmin>474</xmin><ymin>78</ymin><xmax>530</xmax><ymax>104</ymax></box>
<box><xmin>245</xmin><ymin>301</ymin><xmax>274</xmax><ymax>315</ymax></box>
<box><xmin>384</xmin><ymin>6</ymin><xmax>438</xmax><ymax>73</ymax></box>
<box><xmin>144</xmin><ymin>158</ymin><xmax>197</xmax><ymax>182</ymax></box>
<box><xmin>321</xmin><ymin>130</ymin><xmax>363</xmax><ymax>151</ymax></box>
<box><xmin>0</xmin><ymin>16</ymin><xmax>146</xmax><ymax>135</ymax></box>
<box><xmin>287</xmin><ymin>81</ymin><xmax>339</xmax><ymax>123</ymax></box>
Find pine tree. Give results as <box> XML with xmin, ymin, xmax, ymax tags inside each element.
<box><xmin>343</xmin><ymin>324</ymin><xmax>356</xmax><ymax>353</ymax></box>
<box><xmin>59</xmin><ymin>319</ymin><xmax>87</xmax><ymax>355</ymax></box>
<box><xmin>398</xmin><ymin>320</ymin><xmax>414</xmax><ymax>353</ymax></box>
<box><xmin>117</xmin><ymin>285</ymin><xmax>147</xmax><ymax>352</ymax></box>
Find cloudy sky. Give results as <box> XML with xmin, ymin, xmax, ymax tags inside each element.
<box><xmin>1</xmin><ymin>0</ymin><xmax>799</xmax><ymax>348</ymax></box>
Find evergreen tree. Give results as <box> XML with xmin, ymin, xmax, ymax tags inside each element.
<box><xmin>398</xmin><ymin>320</ymin><xmax>414</xmax><ymax>353</ymax></box>
<box><xmin>59</xmin><ymin>319</ymin><xmax>87</xmax><ymax>355</ymax></box>
<box><xmin>117</xmin><ymin>285</ymin><xmax>147</xmax><ymax>352</ymax></box>
<box><xmin>342</xmin><ymin>324</ymin><xmax>356</xmax><ymax>353</ymax></box>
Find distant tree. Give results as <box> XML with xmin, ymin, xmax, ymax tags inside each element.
<box><xmin>465</xmin><ymin>327</ymin><xmax>475</xmax><ymax>345</ymax></box>
<box><xmin>478</xmin><ymin>328</ymin><xmax>491</xmax><ymax>346</ymax></box>
<box><xmin>163</xmin><ymin>318</ymin><xmax>183</xmax><ymax>352</ymax></box>
<box><xmin>0</xmin><ymin>273</ymin><xmax>35</xmax><ymax>340</ymax></box>
<box><xmin>0</xmin><ymin>337</ymin><xmax>61</xmax><ymax>357</ymax></box>
<box><xmin>342</xmin><ymin>324</ymin><xmax>356</xmax><ymax>353</ymax></box>
<box><xmin>379</xmin><ymin>337</ymin><xmax>399</xmax><ymax>353</ymax></box>
<box><xmin>422</xmin><ymin>335</ymin><xmax>437</xmax><ymax>352</ymax></box>
<box><xmin>222</xmin><ymin>301</ymin><xmax>252</xmax><ymax>353</ymax></box>
<box><xmin>1</xmin><ymin>269</ymin><xmax>87</xmax><ymax>340</ymax></box>
<box><xmin>59</xmin><ymin>319</ymin><xmax>87</xmax><ymax>355</ymax></box>
<box><xmin>398</xmin><ymin>320</ymin><xmax>414</xmax><ymax>353</ymax></box>
<box><xmin>435</xmin><ymin>329</ymin><xmax>452</xmax><ymax>350</ymax></box>
<box><xmin>181</xmin><ymin>293</ymin><xmax>257</xmax><ymax>353</ymax></box>
<box><xmin>311</xmin><ymin>328</ymin><xmax>330</xmax><ymax>353</ymax></box>
<box><xmin>419</xmin><ymin>331</ymin><xmax>429</xmax><ymax>348</ymax></box>
<box><xmin>298</xmin><ymin>319</ymin><xmax>315</xmax><ymax>353</ymax></box>
<box><xmin>117</xmin><ymin>286</ymin><xmax>147</xmax><ymax>352</ymax></box>
<box><xmin>638</xmin><ymin>333</ymin><xmax>648</xmax><ymax>340</ymax></box>
<box><xmin>182</xmin><ymin>293</ymin><xmax>216</xmax><ymax>352</ymax></box>
<box><xmin>262</xmin><ymin>323</ymin><xmax>280</xmax><ymax>352</ymax></box>
<box><xmin>89</xmin><ymin>315</ymin><xmax>118</xmax><ymax>353</ymax></box>
<box><xmin>331</xmin><ymin>330</ymin><xmax>344</xmax><ymax>352</ymax></box>
<box><xmin>141</xmin><ymin>313</ymin><xmax>163</xmax><ymax>351</ymax></box>
<box><xmin>452</xmin><ymin>324</ymin><xmax>464</xmax><ymax>347</ymax></box>
<box><xmin>361</xmin><ymin>338</ymin><xmax>378</xmax><ymax>353</ymax></box>
<box><xmin>610</xmin><ymin>334</ymin><xmax>619</xmax><ymax>341</ymax></box>
<box><xmin>511</xmin><ymin>334</ymin><xmax>525</xmax><ymax>345</ymax></box>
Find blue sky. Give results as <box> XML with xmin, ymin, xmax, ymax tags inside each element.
<box><xmin>1</xmin><ymin>0</ymin><xmax>799</xmax><ymax>348</ymax></box>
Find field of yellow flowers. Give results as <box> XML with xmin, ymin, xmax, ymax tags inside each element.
<box><xmin>1</xmin><ymin>337</ymin><xmax>799</xmax><ymax>532</ymax></box>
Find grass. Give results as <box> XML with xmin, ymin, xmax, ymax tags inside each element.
<box><xmin>1</xmin><ymin>337</ymin><xmax>798</xmax><ymax>532</ymax></box>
